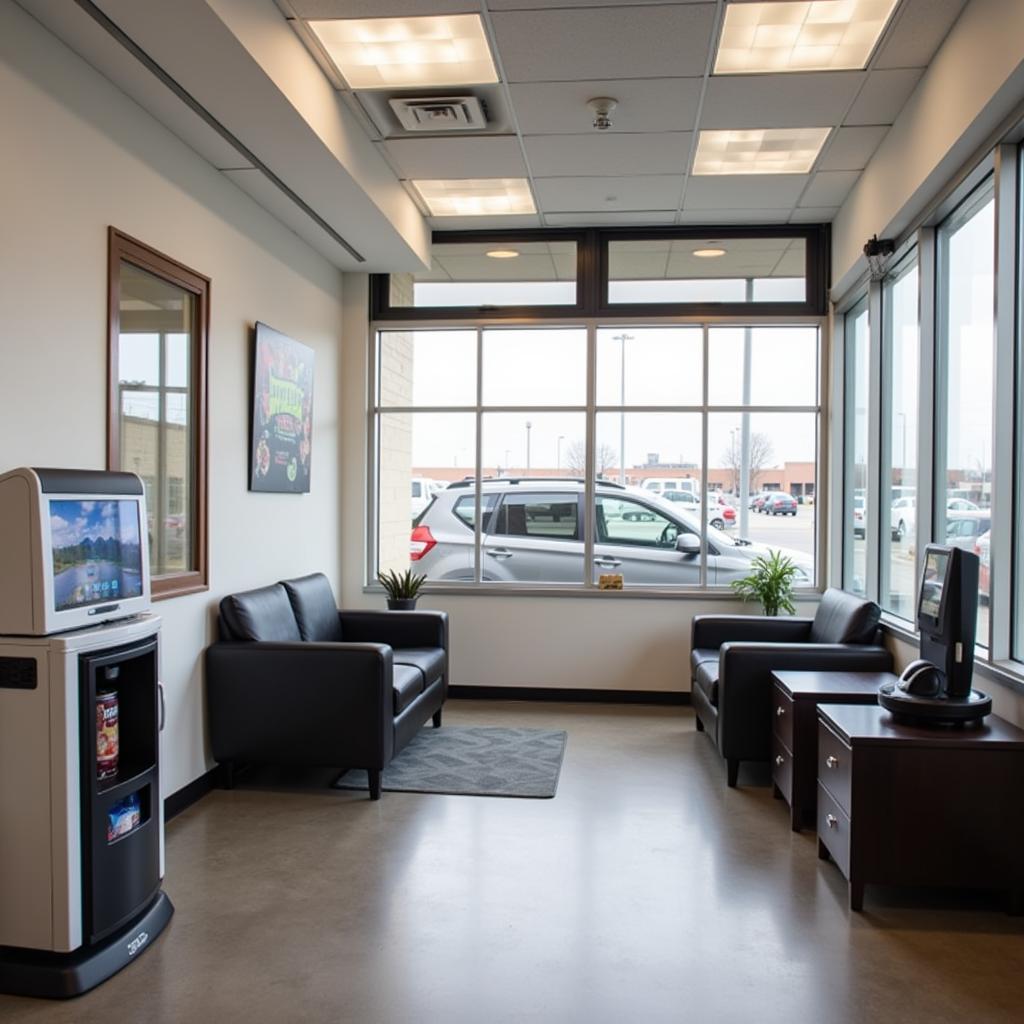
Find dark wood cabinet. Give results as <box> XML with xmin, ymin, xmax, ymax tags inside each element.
<box><xmin>816</xmin><ymin>703</ymin><xmax>1024</xmax><ymax>913</ymax></box>
<box><xmin>770</xmin><ymin>671</ymin><xmax>889</xmax><ymax>831</ymax></box>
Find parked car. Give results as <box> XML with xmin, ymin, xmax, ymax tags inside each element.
<box><xmin>409</xmin><ymin>478</ymin><xmax>811</xmax><ymax>586</ymax></box>
<box><xmin>853</xmin><ymin>495</ymin><xmax>866</xmax><ymax>539</ymax></box>
<box><xmin>411</xmin><ymin>477</ymin><xmax>443</xmax><ymax>520</ymax></box>
<box><xmin>641</xmin><ymin>477</ymin><xmax>700</xmax><ymax>497</ymax></box>
<box><xmin>749</xmin><ymin>491</ymin><xmax>773</xmax><ymax>512</ymax></box>
<box><xmin>945</xmin><ymin>512</ymin><xmax>991</xmax><ymax>552</ymax></box>
<box><xmin>889</xmin><ymin>496</ymin><xmax>982</xmax><ymax>543</ymax></box>
<box><xmin>761</xmin><ymin>492</ymin><xmax>798</xmax><ymax>516</ymax></box>
<box><xmin>660</xmin><ymin>489</ymin><xmax>736</xmax><ymax>529</ymax></box>
<box><xmin>976</xmin><ymin>530</ymin><xmax>990</xmax><ymax>601</ymax></box>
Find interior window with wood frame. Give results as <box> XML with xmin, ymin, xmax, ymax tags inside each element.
<box><xmin>108</xmin><ymin>229</ymin><xmax>208</xmax><ymax>599</ymax></box>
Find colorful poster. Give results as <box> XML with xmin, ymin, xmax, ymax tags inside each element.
<box><xmin>250</xmin><ymin>322</ymin><xmax>314</xmax><ymax>493</ymax></box>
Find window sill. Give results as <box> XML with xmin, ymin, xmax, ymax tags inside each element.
<box><xmin>152</xmin><ymin>574</ymin><xmax>209</xmax><ymax>601</ymax></box>
<box><xmin>363</xmin><ymin>583</ymin><xmax>824</xmax><ymax>602</ymax></box>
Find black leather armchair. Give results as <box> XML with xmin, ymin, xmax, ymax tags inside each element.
<box><xmin>691</xmin><ymin>588</ymin><xmax>892</xmax><ymax>787</ymax></box>
<box><xmin>206</xmin><ymin>573</ymin><xmax>448</xmax><ymax>799</ymax></box>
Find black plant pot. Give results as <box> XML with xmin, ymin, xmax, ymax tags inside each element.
<box><xmin>387</xmin><ymin>598</ymin><xmax>418</xmax><ymax>611</ymax></box>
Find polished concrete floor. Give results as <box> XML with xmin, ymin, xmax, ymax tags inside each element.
<box><xmin>3</xmin><ymin>701</ymin><xmax>1023</xmax><ymax>1023</ymax></box>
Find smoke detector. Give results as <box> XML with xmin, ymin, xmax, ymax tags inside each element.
<box><xmin>587</xmin><ymin>97</ymin><xmax>618</xmax><ymax>130</ymax></box>
<box><xmin>388</xmin><ymin>95</ymin><xmax>488</xmax><ymax>132</ymax></box>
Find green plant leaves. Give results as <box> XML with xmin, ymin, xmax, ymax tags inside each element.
<box><xmin>729</xmin><ymin>549</ymin><xmax>798</xmax><ymax>616</ymax></box>
<box><xmin>377</xmin><ymin>567</ymin><xmax>427</xmax><ymax>600</ymax></box>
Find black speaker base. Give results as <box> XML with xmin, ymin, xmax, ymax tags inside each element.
<box><xmin>0</xmin><ymin>890</ymin><xmax>173</xmax><ymax>999</ymax></box>
<box><xmin>878</xmin><ymin>683</ymin><xmax>992</xmax><ymax>726</ymax></box>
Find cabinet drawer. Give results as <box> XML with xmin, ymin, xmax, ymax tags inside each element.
<box><xmin>817</xmin><ymin>783</ymin><xmax>852</xmax><ymax>880</ymax></box>
<box><xmin>772</xmin><ymin>686</ymin><xmax>794</xmax><ymax>750</ymax></box>
<box><xmin>772</xmin><ymin>732</ymin><xmax>793</xmax><ymax>803</ymax></box>
<box><xmin>818</xmin><ymin>720</ymin><xmax>852</xmax><ymax>815</ymax></box>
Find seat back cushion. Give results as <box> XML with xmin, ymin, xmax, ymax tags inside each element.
<box><xmin>809</xmin><ymin>588</ymin><xmax>881</xmax><ymax>645</ymax></box>
<box><xmin>220</xmin><ymin>583</ymin><xmax>301</xmax><ymax>642</ymax></box>
<box><xmin>282</xmin><ymin>573</ymin><xmax>344</xmax><ymax>642</ymax></box>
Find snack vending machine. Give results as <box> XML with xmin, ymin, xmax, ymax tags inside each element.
<box><xmin>0</xmin><ymin>614</ymin><xmax>173</xmax><ymax>997</ymax></box>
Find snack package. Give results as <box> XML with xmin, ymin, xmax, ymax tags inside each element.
<box><xmin>107</xmin><ymin>793</ymin><xmax>142</xmax><ymax>842</ymax></box>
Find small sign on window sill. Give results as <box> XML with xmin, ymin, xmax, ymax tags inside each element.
<box><xmin>599</xmin><ymin>574</ymin><xmax>624</xmax><ymax>590</ymax></box>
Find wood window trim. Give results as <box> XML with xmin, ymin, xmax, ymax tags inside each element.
<box><xmin>107</xmin><ymin>227</ymin><xmax>209</xmax><ymax>600</ymax></box>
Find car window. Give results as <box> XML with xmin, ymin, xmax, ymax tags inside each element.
<box><xmin>453</xmin><ymin>493</ymin><xmax>498</xmax><ymax>532</ymax></box>
<box><xmin>491</xmin><ymin>493</ymin><xmax>579</xmax><ymax>540</ymax></box>
<box><xmin>596</xmin><ymin>496</ymin><xmax>687</xmax><ymax>549</ymax></box>
<box><xmin>412</xmin><ymin>482</ymin><xmax>422</xmax><ymax>498</ymax></box>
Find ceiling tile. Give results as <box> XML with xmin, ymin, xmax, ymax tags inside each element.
<box><xmin>817</xmin><ymin>125</ymin><xmax>889</xmax><ymax>171</ymax></box>
<box><xmin>525</xmin><ymin>132</ymin><xmax>691</xmax><ymax>177</ymax></box>
<box><xmin>700</xmin><ymin>72</ymin><xmax>864</xmax><ymax>129</ymax></box>
<box><xmin>873</xmin><ymin>0</ymin><xmax>968</xmax><ymax>70</ymax></box>
<box><xmin>489</xmin><ymin>0</ymin><xmax>706</xmax><ymax>7</ymax></box>
<box><xmin>845</xmin><ymin>68</ymin><xmax>924</xmax><ymax>125</ymax></box>
<box><xmin>427</xmin><ymin>213</ymin><xmax>542</xmax><ymax>230</ymax></box>
<box><xmin>509</xmin><ymin>79</ymin><xmax>701</xmax><ymax>135</ymax></box>
<box><xmin>383</xmin><ymin>136</ymin><xmax>526</xmax><ymax>179</ymax></box>
<box><xmin>535</xmin><ymin>175</ymin><xmax>684</xmax><ymax>213</ymax></box>
<box><xmin>544</xmin><ymin>211</ymin><xmax>678</xmax><ymax>226</ymax></box>
<box><xmin>684</xmin><ymin>175</ymin><xmax>808</xmax><ymax>210</ymax></box>
<box><xmin>677</xmin><ymin>209</ymin><xmax>791</xmax><ymax>225</ymax></box>
<box><xmin>290</xmin><ymin>1</ymin><xmax>480</xmax><ymax>15</ymax></box>
<box><xmin>789</xmin><ymin>207</ymin><xmax>838</xmax><ymax>223</ymax></box>
<box><xmin>799</xmin><ymin>170</ymin><xmax>861</xmax><ymax>207</ymax></box>
<box><xmin>490</xmin><ymin>5</ymin><xmax>717</xmax><ymax>82</ymax></box>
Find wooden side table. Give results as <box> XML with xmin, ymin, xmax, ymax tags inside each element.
<box><xmin>816</xmin><ymin>703</ymin><xmax>1024</xmax><ymax>913</ymax></box>
<box><xmin>770</xmin><ymin>670</ymin><xmax>892</xmax><ymax>832</ymax></box>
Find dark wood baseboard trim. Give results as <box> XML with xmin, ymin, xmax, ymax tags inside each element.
<box><xmin>449</xmin><ymin>685</ymin><xmax>691</xmax><ymax>706</ymax></box>
<box><xmin>164</xmin><ymin>766</ymin><xmax>220</xmax><ymax>822</ymax></box>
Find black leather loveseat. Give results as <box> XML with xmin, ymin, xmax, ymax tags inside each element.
<box><xmin>206</xmin><ymin>573</ymin><xmax>448</xmax><ymax>799</ymax></box>
<box><xmin>691</xmin><ymin>588</ymin><xmax>892</xmax><ymax>787</ymax></box>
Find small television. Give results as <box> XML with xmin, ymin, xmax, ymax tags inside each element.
<box><xmin>0</xmin><ymin>468</ymin><xmax>151</xmax><ymax>636</ymax></box>
<box><xmin>917</xmin><ymin>546</ymin><xmax>951</xmax><ymax>636</ymax></box>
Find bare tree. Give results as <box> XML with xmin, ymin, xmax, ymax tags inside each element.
<box><xmin>720</xmin><ymin>431</ymin><xmax>775</xmax><ymax>493</ymax></box>
<box><xmin>565</xmin><ymin>440</ymin><xmax>618</xmax><ymax>477</ymax></box>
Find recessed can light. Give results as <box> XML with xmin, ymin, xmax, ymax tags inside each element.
<box><xmin>486</xmin><ymin>249</ymin><xmax>520</xmax><ymax>259</ymax></box>
<box><xmin>693</xmin><ymin>248</ymin><xmax>727</xmax><ymax>258</ymax></box>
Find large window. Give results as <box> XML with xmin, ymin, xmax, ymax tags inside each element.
<box><xmin>843</xmin><ymin>300</ymin><xmax>870</xmax><ymax>597</ymax></box>
<box><xmin>880</xmin><ymin>254</ymin><xmax>919</xmax><ymax>619</ymax></box>
<box><xmin>108</xmin><ymin>230</ymin><xmax>208</xmax><ymax>598</ymax></box>
<box><xmin>937</xmin><ymin>182</ymin><xmax>994</xmax><ymax>643</ymax></box>
<box><xmin>373</xmin><ymin>323</ymin><xmax>821</xmax><ymax>590</ymax></box>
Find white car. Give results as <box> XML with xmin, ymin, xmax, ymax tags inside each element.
<box><xmin>889</xmin><ymin>496</ymin><xmax>981</xmax><ymax>542</ymax></box>
<box><xmin>411</xmin><ymin>477</ymin><xmax>443</xmax><ymax>520</ymax></box>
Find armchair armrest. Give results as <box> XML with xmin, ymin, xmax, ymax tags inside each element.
<box><xmin>716</xmin><ymin>642</ymin><xmax>893</xmax><ymax>761</ymax></box>
<box><xmin>692</xmin><ymin>615</ymin><xmax>813</xmax><ymax>651</ymax></box>
<box><xmin>205</xmin><ymin>641</ymin><xmax>395</xmax><ymax>768</ymax></box>
<box><xmin>339</xmin><ymin>609</ymin><xmax>448</xmax><ymax>650</ymax></box>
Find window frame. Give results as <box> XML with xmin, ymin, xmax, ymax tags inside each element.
<box><xmin>367</xmin><ymin>314</ymin><xmax>827</xmax><ymax>596</ymax></box>
<box><xmin>371</xmin><ymin>225</ymin><xmax>829</xmax><ymax>321</ymax></box>
<box><xmin>107</xmin><ymin>228</ymin><xmax>209</xmax><ymax>600</ymax></box>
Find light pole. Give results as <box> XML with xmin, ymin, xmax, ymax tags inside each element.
<box><xmin>612</xmin><ymin>333</ymin><xmax>633</xmax><ymax>484</ymax></box>
<box><xmin>525</xmin><ymin>420</ymin><xmax>532</xmax><ymax>472</ymax></box>
<box><xmin>557</xmin><ymin>435</ymin><xmax>565</xmax><ymax>472</ymax></box>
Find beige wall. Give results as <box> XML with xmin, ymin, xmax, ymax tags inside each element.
<box><xmin>0</xmin><ymin>3</ymin><xmax>345</xmax><ymax>796</ymax></box>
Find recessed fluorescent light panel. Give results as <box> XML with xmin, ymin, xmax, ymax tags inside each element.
<box><xmin>693</xmin><ymin>128</ymin><xmax>831</xmax><ymax>174</ymax></box>
<box><xmin>411</xmin><ymin>179</ymin><xmax>536</xmax><ymax>217</ymax></box>
<box><xmin>308</xmin><ymin>14</ymin><xmax>499</xmax><ymax>90</ymax></box>
<box><xmin>715</xmin><ymin>0</ymin><xmax>900</xmax><ymax>74</ymax></box>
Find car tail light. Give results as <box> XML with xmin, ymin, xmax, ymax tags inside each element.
<box><xmin>725</xmin><ymin>506</ymin><xmax>736</xmax><ymax>519</ymax></box>
<box><xmin>410</xmin><ymin>525</ymin><xmax>436</xmax><ymax>561</ymax></box>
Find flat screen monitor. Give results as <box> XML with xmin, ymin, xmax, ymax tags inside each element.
<box><xmin>49</xmin><ymin>499</ymin><xmax>144</xmax><ymax>612</ymax></box>
<box><xmin>918</xmin><ymin>548</ymin><xmax>949</xmax><ymax>628</ymax></box>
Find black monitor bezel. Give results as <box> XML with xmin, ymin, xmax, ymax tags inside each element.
<box><xmin>917</xmin><ymin>544</ymin><xmax>955</xmax><ymax>635</ymax></box>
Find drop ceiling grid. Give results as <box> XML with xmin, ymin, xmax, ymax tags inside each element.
<box><xmin>298</xmin><ymin>0</ymin><xmax>968</xmax><ymax>228</ymax></box>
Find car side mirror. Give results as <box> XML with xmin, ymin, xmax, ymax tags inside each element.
<box><xmin>676</xmin><ymin>534</ymin><xmax>701</xmax><ymax>557</ymax></box>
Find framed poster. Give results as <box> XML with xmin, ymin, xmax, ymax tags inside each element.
<box><xmin>250</xmin><ymin>322</ymin><xmax>314</xmax><ymax>493</ymax></box>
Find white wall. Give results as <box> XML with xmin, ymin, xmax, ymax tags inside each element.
<box><xmin>0</xmin><ymin>3</ymin><xmax>345</xmax><ymax>795</ymax></box>
<box><xmin>832</xmin><ymin>0</ymin><xmax>1024</xmax><ymax>293</ymax></box>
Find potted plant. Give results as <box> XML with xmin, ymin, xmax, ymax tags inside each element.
<box><xmin>377</xmin><ymin>568</ymin><xmax>427</xmax><ymax>610</ymax></box>
<box><xmin>729</xmin><ymin>549</ymin><xmax>798</xmax><ymax>616</ymax></box>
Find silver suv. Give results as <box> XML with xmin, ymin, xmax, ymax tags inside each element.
<box><xmin>410</xmin><ymin>478</ymin><xmax>812</xmax><ymax>586</ymax></box>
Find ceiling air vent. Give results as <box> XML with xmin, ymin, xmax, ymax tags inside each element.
<box><xmin>388</xmin><ymin>96</ymin><xmax>487</xmax><ymax>132</ymax></box>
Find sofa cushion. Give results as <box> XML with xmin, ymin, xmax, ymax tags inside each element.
<box><xmin>282</xmin><ymin>573</ymin><xmax>344</xmax><ymax>642</ymax></box>
<box><xmin>690</xmin><ymin>647</ymin><xmax>719</xmax><ymax>676</ymax></box>
<box><xmin>693</xmin><ymin>657</ymin><xmax>720</xmax><ymax>708</ymax></box>
<box><xmin>393</xmin><ymin>664</ymin><xmax>425</xmax><ymax>715</ymax></box>
<box><xmin>219</xmin><ymin>584</ymin><xmax>301</xmax><ymax>642</ymax></box>
<box><xmin>809</xmin><ymin>588</ymin><xmax>881</xmax><ymax>645</ymax></box>
<box><xmin>393</xmin><ymin>647</ymin><xmax>446</xmax><ymax>686</ymax></box>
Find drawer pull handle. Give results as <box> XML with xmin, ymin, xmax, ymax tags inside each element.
<box><xmin>825</xmin><ymin>755</ymin><xmax>838</xmax><ymax>769</ymax></box>
<box><xmin>826</xmin><ymin>814</ymin><xmax>838</xmax><ymax>829</ymax></box>
<box><xmin>776</xmin><ymin>706</ymin><xmax>785</xmax><ymax>717</ymax></box>
<box><xmin>775</xmin><ymin>755</ymin><xmax>784</xmax><ymax>766</ymax></box>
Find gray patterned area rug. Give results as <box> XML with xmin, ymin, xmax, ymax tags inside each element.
<box><xmin>334</xmin><ymin>727</ymin><xmax>567</xmax><ymax>798</ymax></box>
